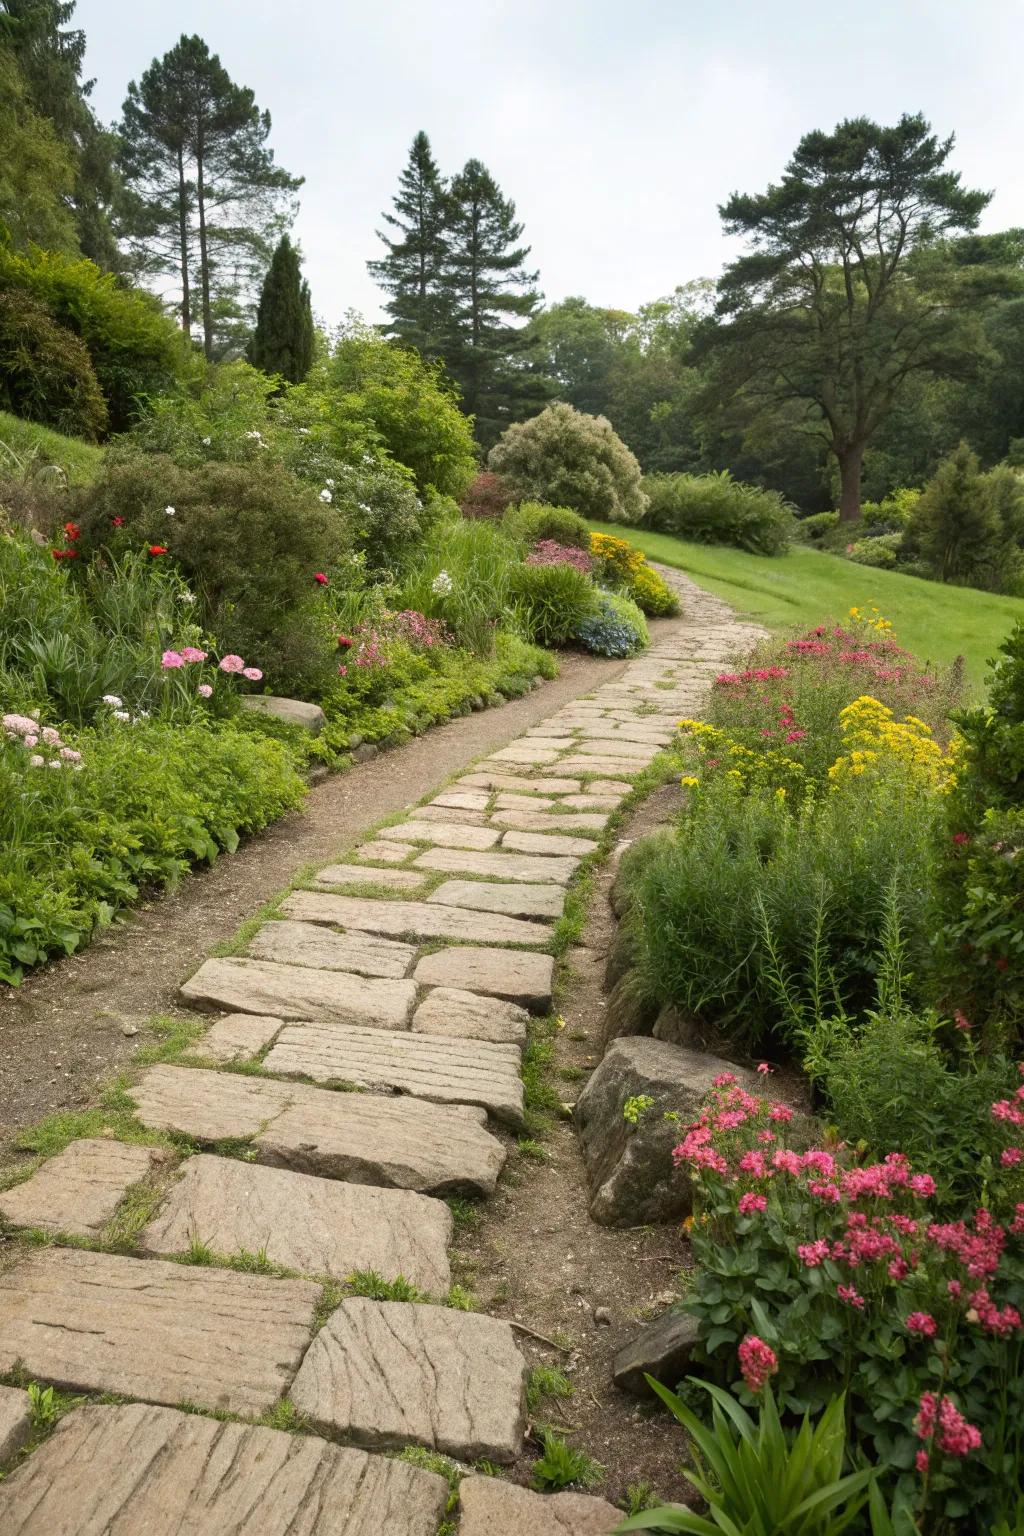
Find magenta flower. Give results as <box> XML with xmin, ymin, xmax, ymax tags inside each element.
<box><xmin>737</xmin><ymin>1334</ymin><xmax>777</xmax><ymax>1393</ymax></box>
<box><xmin>837</xmin><ymin>1284</ymin><xmax>865</xmax><ymax>1309</ymax></box>
<box><xmin>797</xmin><ymin>1239</ymin><xmax>830</xmax><ymax>1267</ymax></box>
<box><xmin>738</xmin><ymin>1192</ymin><xmax>767</xmax><ymax>1214</ymax></box>
<box><xmin>219</xmin><ymin>655</ymin><xmax>245</xmax><ymax>674</ymax></box>
<box><xmin>906</xmin><ymin>1312</ymin><xmax>937</xmax><ymax>1337</ymax></box>
<box><xmin>161</xmin><ymin>650</ymin><xmax>185</xmax><ymax>669</ymax></box>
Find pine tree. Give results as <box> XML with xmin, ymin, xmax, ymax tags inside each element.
<box><xmin>118</xmin><ymin>34</ymin><xmax>302</xmax><ymax>359</ymax></box>
<box><xmin>248</xmin><ymin>234</ymin><xmax>313</xmax><ymax>383</ymax></box>
<box><xmin>368</xmin><ymin>131</ymin><xmax>449</xmax><ymax>359</ymax></box>
<box><xmin>441</xmin><ymin>158</ymin><xmax>545</xmax><ymax>445</ymax></box>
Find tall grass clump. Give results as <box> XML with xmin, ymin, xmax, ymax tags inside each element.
<box><xmin>400</xmin><ymin>515</ymin><xmax>522</xmax><ymax>652</ymax></box>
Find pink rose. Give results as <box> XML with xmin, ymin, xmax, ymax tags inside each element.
<box><xmin>218</xmin><ymin>654</ymin><xmax>245</xmax><ymax>674</ymax></box>
<box><xmin>242</xmin><ymin>667</ymin><xmax>263</xmax><ymax>681</ymax></box>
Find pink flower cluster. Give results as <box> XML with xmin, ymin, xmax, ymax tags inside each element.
<box><xmin>217</xmin><ymin>654</ymin><xmax>263</xmax><ymax>681</ymax></box>
<box><xmin>525</xmin><ymin>540</ymin><xmax>594</xmax><ymax>574</ymax></box>
<box><xmin>737</xmin><ymin>1334</ymin><xmax>777</xmax><ymax>1393</ymax></box>
<box><xmin>392</xmin><ymin>609</ymin><xmax>450</xmax><ymax>649</ymax></box>
<box><xmin>3</xmin><ymin>712</ymin><xmax>82</xmax><ymax>770</ymax></box>
<box><xmin>915</xmin><ymin>1391</ymin><xmax>982</xmax><ymax>1461</ymax></box>
<box><xmin>714</xmin><ymin>665</ymin><xmax>789</xmax><ymax>686</ymax></box>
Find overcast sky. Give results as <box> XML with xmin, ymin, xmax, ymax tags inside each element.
<box><xmin>78</xmin><ymin>0</ymin><xmax>1024</xmax><ymax>327</ymax></box>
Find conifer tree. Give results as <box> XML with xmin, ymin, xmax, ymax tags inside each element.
<box><xmin>441</xmin><ymin>158</ymin><xmax>545</xmax><ymax>444</ymax></box>
<box><xmin>367</xmin><ymin>131</ymin><xmax>449</xmax><ymax>359</ymax></box>
<box><xmin>248</xmin><ymin>234</ymin><xmax>313</xmax><ymax>383</ymax></box>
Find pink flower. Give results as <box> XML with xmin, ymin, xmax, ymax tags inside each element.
<box><xmin>713</xmin><ymin>1073</ymin><xmax>737</xmax><ymax>1088</ymax></box>
<box><xmin>953</xmin><ymin>1009</ymin><xmax>972</xmax><ymax>1031</ymax></box>
<box><xmin>181</xmin><ymin>646</ymin><xmax>207</xmax><ymax>663</ymax></box>
<box><xmin>797</xmin><ymin>1239</ymin><xmax>830</xmax><ymax>1267</ymax></box>
<box><xmin>906</xmin><ymin>1312</ymin><xmax>937</xmax><ymax>1337</ymax></box>
<box><xmin>242</xmin><ymin>667</ymin><xmax>263</xmax><ymax>681</ymax></box>
<box><xmin>785</xmin><ymin>729</ymin><xmax>807</xmax><ymax>742</ymax></box>
<box><xmin>41</xmin><ymin>727</ymin><xmax>60</xmax><ymax>746</ymax></box>
<box><xmin>738</xmin><ymin>1192</ymin><xmax>767</xmax><ymax>1214</ymax></box>
<box><xmin>915</xmin><ymin>1450</ymin><xmax>929</xmax><ymax>1474</ymax></box>
<box><xmin>59</xmin><ymin>747</ymin><xmax>82</xmax><ymax>763</ymax></box>
<box><xmin>737</xmin><ymin>1334</ymin><xmax>777</xmax><ymax>1393</ymax></box>
<box><xmin>161</xmin><ymin>650</ymin><xmax>185</xmax><ymax>669</ymax></box>
<box><xmin>314</xmin><ymin>572</ymin><xmax>329</xmax><ymax>586</ymax></box>
<box><xmin>756</xmin><ymin>1062</ymin><xmax>772</xmax><ymax>1075</ymax></box>
<box><xmin>910</xmin><ymin>1174</ymin><xmax>937</xmax><ymax>1198</ymax></box>
<box><xmin>916</xmin><ymin>1394</ymin><xmax>982</xmax><ymax>1458</ymax></box>
<box><xmin>888</xmin><ymin>1259</ymin><xmax>909</xmax><ymax>1280</ymax></box>
<box><xmin>837</xmin><ymin>1284</ymin><xmax>865</xmax><ymax>1309</ymax></box>
<box><xmin>952</xmin><ymin>831</ymin><xmax>970</xmax><ymax>846</ymax></box>
<box><xmin>198</xmin><ymin>684</ymin><xmax>213</xmax><ymax>699</ymax></box>
<box><xmin>772</xmin><ymin>1149</ymin><xmax>803</xmax><ymax>1176</ymax></box>
<box><xmin>1001</xmin><ymin>1148</ymin><xmax>1022</xmax><ymax>1167</ymax></box>
<box><xmin>738</xmin><ymin>1151</ymin><xmax>767</xmax><ymax>1178</ymax></box>
<box><xmin>218</xmin><ymin>655</ymin><xmax>245</xmax><ymax>674</ymax></box>
<box><xmin>769</xmin><ymin>1104</ymin><xmax>793</xmax><ymax>1123</ymax></box>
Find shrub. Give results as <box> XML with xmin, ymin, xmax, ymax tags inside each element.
<box><xmin>504</xmin><ymin>499</ymin><xmax>592</xmax><ymax>549</ymax></box>
<box><xmin>643</xmin><ymin>472</ymin><xmax>794</xmax><ymax>555</ymax></box>
<box><xmin>844</xmin><ymin>533</ymin><xmax>901</xmax><ymax>567</ymax></box>
<box><xmin>0</xmin><ymin>290</ymin><xmax>107</xmax><ymax>441</ymax></box>
<box><xmin>794</xmin><ymin>510</ymin><xmax>840</xmax><ymax>544</ymax></box>
<box><xmin>588</xmin><ymin>530</ymin><xmax>680</xmax><ymax>616</ymax></box>
<box><xmin>628</xmin><ymin>561</ymin><xmax>679</xmax><ymax>617</ymax></box>
<box><xmin>905</xmin><ymin>444</ymin><xmax>1024</xmax><ymax>594</ymax></box>
<box><xmin>489</xmin><ymin>403</ymin><xmax>647</xmax><ymax>524</ymax></box>
<box><xmin>860</xmin><ymin>488</ymin><xmax>920</xmax><ymax>532</ymax></box>
<box><xmin>508</xmin><ymin>560</ymin><xmax>600</xmax><ymax>648</ymax></box>
<box><xmin>460</xmin><ymin>471</ymin><xmax>514</xmax><ymax>520</ymax></box>
<box><xmin>0</xmin><ymin>245</ymin><xmax>195</xmax><ymax>433</ymax></box>
<box><xmin>72</xmin><ymin>454</ymin><xmax>347</xmax><ymax>695</ymax></box>
<box><xmin>400</xmin><ymin>515</ymin><xmax>522</xmax><ymax>653</ymax></box>
<box><xmin>577</xmin><ymin>592</ymin><xmax>648</xmax><ymax>657</ymax></box>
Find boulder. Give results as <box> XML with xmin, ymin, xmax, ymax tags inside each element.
<box><xmin>575</xmin><ymin>1036</ymin><xmax>760</xmax><ymax>1226</ymax></box>
<box><xmin>601</xmin><ymin>972</ymin><xmax>659</xmax><ymax>1049</ymax></box>
<box><xmin>240</xmin><ymin>696</ymin><xmax>325</xmax><ymax>734</ymax></box>
<box><xmin>613</xmin><ymin>1308</ymin><xmax>701</xmax><ymax>1397</ymax></box>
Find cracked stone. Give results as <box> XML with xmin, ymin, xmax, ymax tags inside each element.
<box><xmin>458</xmin><ymin>1476</ymin><xmax>621</xmax><ymax>1533</ymax></box>
<box><xmin>0</xmin><ymin>1386</ymin><xmax>31</xmax><ymax>1465</ymax></box>
<box><xmin>247</xmin><ymin>920</ymin><xmax>416</xmax><ymax>978</ymax></box>
<box><xmin>315</xmin><ymin>863</ymin><xmax>427</xmax><ymax>891</ymax></box>
<box><xmin>187</xmin><ymin>1013</ymin><xmax>284</xmax><ymax>1063</ymax></box>
<box><xmin>412</xmin><ymin>988</ymin><xmax>530</xmax><ymax>1045</ymax></box>
<box><xmin>413</xmin><ymin>947</ymin><xmax>554</xmax><ymax>1012</ymax></box>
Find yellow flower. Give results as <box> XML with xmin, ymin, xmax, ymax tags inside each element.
<box><xmin>680</xmin><ymin>775</ymin><xmax>699</xmax><ymax>787</ymax></box>
<box><xmin>775</xmin><ymin>787</ymin><xmax>787</xmax><ymax>799</ymax></box>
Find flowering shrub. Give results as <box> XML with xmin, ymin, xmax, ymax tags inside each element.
<box><xmin>576</xmin><ymin>593</ymin><xmax>649</xmax><ymax>658</ymax></box>
<box><xmin>588</xmin><ymin>531</ymin><xmax>680</xmax><ymax>616</ymax></box>
<box><xmin>676</xmin><ymin>1075</ymin><xmax>1024</xmax><ymax>1528</ymax></box>
<box><xmin>525</xmin><ymin>539</ymin><xmax>595</xmax><ymax>574</ymax></box>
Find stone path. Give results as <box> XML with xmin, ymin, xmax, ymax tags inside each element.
<box><xmin>0</xmin><ymin>568</ymin><xmax>763</xmax><ymax>1532</ymax></box>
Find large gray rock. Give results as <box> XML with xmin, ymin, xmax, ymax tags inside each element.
<box><xmin>427</xmin><ymin>880</ymin><xmax>565</xmax><ymax>920</ymax></box>
<box><xmin>413</xmin><ymin>847</ymin><xmax>580</xmax><ymax>884</ymax></box>
<box><xmin>0</xmin><ymin>1139</ymin><xmax>166</xmax><ymax>1237</ymax></box>
<box><xmin>413</xmin><ymin>946</ymin><xmax>554</xmax><ymax>1012</ymax></box>
<box><xmin>0</xmin><ymin>1402</ymin><xmax>448</xmax><ymax>1534</ymax></box>
<box><xmin>378</xmin><ymin>820</ymin><xmax>500</xmax><ymax>850</ymax></box>
<box><xmin>291</xmin><ymin>1298</ymin><xmax>527</xmax><ymax>1462</ymax></box>
<box><xmin>575</xmin><ymin>1037</ymin><xmax>760</xmax><ymax>1225</ymax></box>
<box><xmin>501</xmin><ymin>829</ymin><xmax>599</xmax><ymax>857</ymax></box>
<box><xmin>0</xmin><ymin>1248</ymin><xmax>318</xmax><ymax>1415</ymax></box>
<box><xmin>602</xmin><ymin>972</ymin><xmax>659</xmax><ymax>1048</ymax></box>
<box><xmin>412</xmin><ymin>988</ymin><xmax>530</xmax><ymax>1045</ymax></box>
<box><xmin>240</xmin><ymin>695</ymin><xmax>325</xmax><ymax>733</ymax></box>
<box><xmin>613</xmin><ymin>1309</ymin><xmax>701</xmax><ymax>1397</ymax></box>
<box><xmin>281</xmin><ymin>890</ymin><xmax>550</xmax><ymax>948</ymax></box>
<box><xmin>0</xmin><ymin>1386</ymin><xmax>31</xmax><ymax>1465</ymax></box>
<box><xmin>315</xmin><ymin>862</ymin><xmax>427</xmax><ymax>892</ymax></box>
<box><xmin>248</xmin><ymin>919</ymin><xmax>416</xmax><ymax>978</ymax></box>
<box><xmin>140</xmin><ymin>1155</ymin><xmax>452</xmax><ymax>1292</ymax></box>
<box><xmin>180</xmin><ymin>957</ymin><xmax>416</xmax><ymax>1028</ymax></box>
<box><xmin>263</xmin><ymin>1021</ymin><xmax>525</xmax><ymax>1127</ymax></box>
<box><xmin>458</xmin><ymin>1476</ymin><xmax>621</xmax><ymax>1534</ymax></box>
<box><xmin>132</xmin><ymin>1066</ymin><xmax>506</xmax><ymax>1197</ymax></box>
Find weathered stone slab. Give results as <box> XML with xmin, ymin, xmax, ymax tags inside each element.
<box><xmin>459</xmin><ymin>773</ymin><xmax>582</xmax><ymax>794</ymax></box>
<box><xmin>181</xmin><ymin>957</ymin><xmax>416</xmax><ymax>1029</ymax></box>
<box><xmin>493</xmin><ymin>792</ymin><xmax>557</xmax><ymax>811</ymax></box>
<box><xmin>188</xmin><ymin>1012</ymin><xmax>284</xmax><ymax>1063</ymax></box>
<box><xmin>240</xmin><ymin>695</ymin><xmax>325</xmax><ymax>734</ymax></box>
<box><xmin>573</xmin><ymin>738</ymin><xmax>659</xmax><ymax>760</ymax></box>
<box><xmin>414</xmin><ymin>947</ymin><xmax>554</xmax><ymax>1012</ymax></box>
<box><xmin>0</xmin><ymin>1248</ymin><xmax>317</xmax><ymax>1415</ymax></box>
<box><xmin>0</xmin><ymin>1402</ymin><xmax>449</xmax><ymax>1534</ymax></box>
<box><xmin>281</xmin><ymin>889</ymin><xmax>550</xmax><ymax>947</ymax></box>
<box><xmin>427</xmin><ymin>879</ymin><xmax>565</xmax><ymax>920</ymax></box>
<box><xmin>291</xmin><ymin>1298</ymin><xmax>527</xmax><ymax>1461</ymax></box>
<box><xmin>573</xmin><ymin>723</ymin><xmax>673</xmax><ymax>744</ymax></box>
<box><xmin>140</xmin><ymin>1155</ymin><xmax>452</xmax><ymax>1292</ymax></box>
<box><xmin>248</xmin><ymin>919</ymin><xmax>415</xmax><ymax>978</ymax></box>
<box><xmin>414</xmin><ymin>847</ymin><xmax>579</xmax><ymax>884</ymax></box>
<box><xmin>518</xmin><ymin>735</ymin><xmax>577</xmax><ymax>750</ymax></box>
<box><xmin>491</xmin><ymin>809</ymin><xmax>608</xmax><ymax>833</ymax></box>
<box><xmin>588</xmin><ymin>780</ymin><xmax>633</xmax><ymax>796</ymax></box>
<box><xmin>613</xmin><ymin>1309</ymin><xmax>701</xmax><ymax>1397</ymax></box>
<box><xmin>459</xmin><ymin>1476</ymin><xmax>621</xmax><ymax>1534</ymax></box>
<box><xmin>558</xmin><ymin>794</ymin><xmax>623</xmax><ymax>812</ymax></box>
<box><xmin>378</xmin><ymin>820</ymin><xmax>499</xmax><ymax>850</ymax></box>
<box><xmin>0</xmin><ymin>1139</ymin><xmax>166</xmax><ymax>1237</ymax></box>
<box><xmin>413</xmin><ymin>988</ymin><xmax>530</xmax><ymax>1045</ymax></box>
<box><xmin>133</xmin><ymin>1067</ymin><xmax>506</xmax><ymax>1197</ymax></box>
<box><xmin>549</xmin><ymin>756</ymin><xmax>643</xmax><ymax>777</ymax></box>
<box><xmin>264</xmin><ymin>1022</ymin><xmax>524</xmax><ymax>1126</ymax></box>
<box><xmin>0</xmin><ymin>1386</ymin><xmax>31</xmax><ymax>1465</ymax></box>
<box><xmin>486</xmin><ymin>744</ymin><xmax>563</xmax><ymax>764</ymax></box>
<box><xmin>353</xmin><ymin>839</ymin><xmax>416</xmax><ymax>863</ymax></box>
<box><xmin>430</xmin><ymin>789</ymin><xmax>491</xmax><ymax>812</ymax></box>
<box><xmin>502</xmin><ymin>829</ymin><xmax>599</xmax><ymax>857</ymax></box>
<box><xmin>416</xmin><ymin>804</ymin><xmax>489</xmax><ymax>825</ymax></box>
<box><xmin>316</xmin><ymin>862</ymin><xmax>427</xmax><ymax>891</ymax></box>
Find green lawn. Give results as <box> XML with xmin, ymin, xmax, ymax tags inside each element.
<box><xmin>0</xmin><ymin>409</ymin><xmax>104</xmax><ymax>486</ymax></box>
<box><xmin>593</xmin><ymin>522</ymin><xmax>1024</xmax><ymax>695</ymax></box>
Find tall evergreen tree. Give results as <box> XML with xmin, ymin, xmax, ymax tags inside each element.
<box><xmin>441</xmin><ymin>158</ymin><xmax>544</xmax><ymax>444</ymax></box>
<box><xmin>368</xmin><ymin>131</ymin><xmax>449</xmax><ymax>359</ymax></box>
<box><xmin>248</xmin><ymin>233</ymin><xmax>313</xmax><ymax>383</ymax></box>
<box><xmin>118</xmin><ymin>34</ymin><xmax>301</xmax><ymax>360</ymax></box>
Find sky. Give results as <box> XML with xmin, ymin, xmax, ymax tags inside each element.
<box><xmin>78</xmin><ymin>0</ymin><xmax>1024</xmax><ymax>327</ymax></box>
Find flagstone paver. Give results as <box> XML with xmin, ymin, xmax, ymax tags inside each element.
<box><xmin>0</xmin><ymin>1248</ymin><xmax>318</xmax><ymax>1415</ymax></box>
<box><xmin>0</xmin><ymin>1139</ymin><xmax>166</xmax><ymax>1237</ymax></box>
<box><xmin>459</xmin><ymin>772</ymin><xmax>583</xmax><ymax>794</ymax></box>
<box><xmin>139</xmin><ymin>1155</ymin><xmax>452</xmax><ymax>1291</ymax></box>
<box><xmin>427</xmin><ymin>878</ymin><xmax>565</xmax><ymax>919</ymax></box>
<box><xmin>412</xmin><ymin>987</ymin><xmax>530</xmax><ymax>1044</ymax></box>
<box><xmin>132</xmin><ymin>1066</ymin><xmax>506</xmax><ymax>1195</ymax></box>
<box><xmin>458</xmin><ymin>1476</ymin><xmax>622</xmax><ymax>1533</ymax></box>
<box><xmin>314</xmin><ymin>862</ymin><xmax>428</xmax><ymax>891</ymax></box>
<box><xmin>352</xmin><ymin>838</ymin><xmax>417</xmax><ymax>862</ymax></box>
<box><xmin>413</xmin><ymin>846</ymin><xmax>581</xmax><ymax>883</ymax></box>
<box><xmin>0</xmin><ymin>1403</ymin><xmax>450</xmax><ymax>1535</ymax></box>
<box><xmin>491</xmin><ymin>809</ymin><xmax>609</xmax><ymax>833</ymax></box>
<box><xmin>377</xmin><ymin>819</ymin><xmax>499</xmax><ymax>850</ymax></box>
<box><xmin>248</xmin><ymin>919</ymin><xmax>416</xmax><ymax>978</ymax></box>
<box><xmin>430</xmin><ymin>789</ymin><xmax>491</xmax><ymax>811</ymax></box>
<box><xmin>291</xmin><ymin>1297</ymin><xmax>528</xmax><ymax>1461</ymax></box>
<box><xmin>280</xmin><ymin>889</ymin><xmax>551</xmax><ymax>947</ymax></box>
<box><xmin>501</xmin><ymin>829</ymin><xmax>600</xmax><ymax>857</ymax></box>
<box><xmin>188</xmin><ymin>1012</ymin><xmax>284</xmax><ymax>1062</ymax></box>
<box><xmin>181</xmin><ymin>957</ymin><xmax>417</xmax><ymax>1027</ymax></box>
<box><xmin>413</xmin><ymin>945</ymin><xmax>555</xmax><ymax>1011</ymax></box>
<box><xmin>416</xmin><ymin>804</ymin><xmax>490</xmax><ymax>824</ymax></box>
<box><xmin>0</xmin><ymin>1387</ymin><xmax>31</xmax><ymax>1465</ymax></box>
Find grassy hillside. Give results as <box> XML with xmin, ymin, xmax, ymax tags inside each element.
<box><xmin>592</xmin><ymin>522</ymin><xmax>1024</xmax><ymax>695</ymax></box>
<box><xmin>0</xmin><ymin>410</ymin><xmax>104</xmax><ymax>486</ymax></box>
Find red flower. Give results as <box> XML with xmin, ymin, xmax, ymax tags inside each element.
<box><xmin>63</xmin><ymin>521</ymin><xmax>81</xmax><ymax>542</ymax></box>
<box><xmin>952</xmin><ymin>831</ymin><xmax>970</xmax><ymax>847</ymax></box>
<box><xmin>50</xmin><ymin>548</ymin><xmax>78</xmax><ymax>560</ymax></box>
<box><xmin>314</xmin><ymin>572</ymin><xmax>329</xmax><ymax>586</ymax></box>
<box><xmin>337</xmin><ymin>634</ymin><xmax>352</xmax><ymax>648</ymax></box>
<box><xmin>111</xmin><ymin>516</ymin><xmax>125</xmax><ymax>527</ymax></box>
<box><xmin>148</xmin><ymin>545</ymin><xmax>168</xmax><ymax>556</ymax></box>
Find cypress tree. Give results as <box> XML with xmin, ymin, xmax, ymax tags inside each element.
<box><xmin>248</xmin><ymin>234</ymin><xmax>313</xmax><ymax>383</ymax></box>
<box><xmin>368</xmin><ymin>131</ymin><xmax>449</xmax><ymax>359</ymax></box>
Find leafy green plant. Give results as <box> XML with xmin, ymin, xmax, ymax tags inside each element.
<box><xmin>530</xmin><ymin>1429</ymin><xmax>604</xmax><ymax>1491</ymax></box>
<box><xmin>614</xmin><ymin>1382</ymin><xmax>871</xmax><ymax>1534</ymax></box>
<box><xmin>643</xmin><ymin>471</ymin><xmax>794</xmax><ymax>556</ymax></box>
<box><xmin>526</xmin><ymin>1365</ymin><xmax>574</xmax><ymax>1414</ymax></box>
<box><xmin>577</xmin><ymin>592</ymin><xmax>649</xmax><ymax>657</ymax></box>
<box><xmin>505</xmin><ymin>500</ymin><xmax>593</xmax><ymax>550</ymax></box>
<box><xmin>346</xmin><ymin>1270</ymin><xmax>426</xmax><ymax>1302</ymax></box>
<box><xmin>401</xmin><ymin>515</ymin><xmax>522</xmax><ymax>652</ymax></box>
<box><xmin>490</xmin><ymin>402</ymin><xmax>648</xmax><ymax>525</ymax></box>
<box><xmin>0</xmin><ymin>288</ymin><xmax>108</xmax><ymax>440</ymax></box>
<box><xmin>509</xmin><ymin>560</ymin><xmax>599</xmax><ymax>647</ymax></box>
<box><xmin>26</xmin><ymin>1381</ymin><xmax>59</xmax><ymax>1428</ymax></box>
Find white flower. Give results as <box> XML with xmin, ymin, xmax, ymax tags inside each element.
<box><xmin>431</xmin><ymin>569</ymin><xmax>453</xmax><ymax>597</ymax></box>
<box><xmin>112</xmin><ymin>709</ymin><xmax>130</xmax><ymax>721</ymax></box>
<box><xmin>320</xmin><ymin>488</ymin><xmax>333</xmax><ymax>503</ymax></box>
<box><xmin>135</xmin><ymin>711</ymin><xmax>150</xmax><ymax>721</ymax></box>
<box><xmin>201</xmin><ymin>436</ymin><xmax>212</xmax><ymax>446</ymax></box>
<box><xmin>361</xmin><ymin>453</ymin><xmax>374</xmax><ymax>464</ymax></box>
<box><xmin>179</xmin><ymin>591</ymin><xmax>197</xmax><ymax>605</ymax></box>
<box><xmin>165</xmin><ymin>505</ymin><xmax>176</xmax><ymax>516</ymax></box>
<box><xmin>102</xmin><ymin>694</ymin><xmax>123</xmax><ymax>708</ymax></box>
<box><xmin>358</xmin><ymin>502</ymin><xmax>372</xmax><ymax>514</ymax></box>
<box><xmin>245</xmin><ymin>430</ymin><xmax>263</xmax><ymax>442</ymax></box>
<box><xmin>28</xmin><ymin>754</ymin><xmax>44</xmax><ymax>768</ymax></box>
<box><xmin>298</xmin><ymin>427</ymin><xmax>310</xmax><ymax>436</ymax></box>
<box><xmin>47</xmin><ymin>759</ymin><xmax>61</xmax><ymax>769</ymax></box>
<box><xmin>324</xmin><ymin>478</ymin><xmax>335</xmax><ymax>488</ymax></box>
